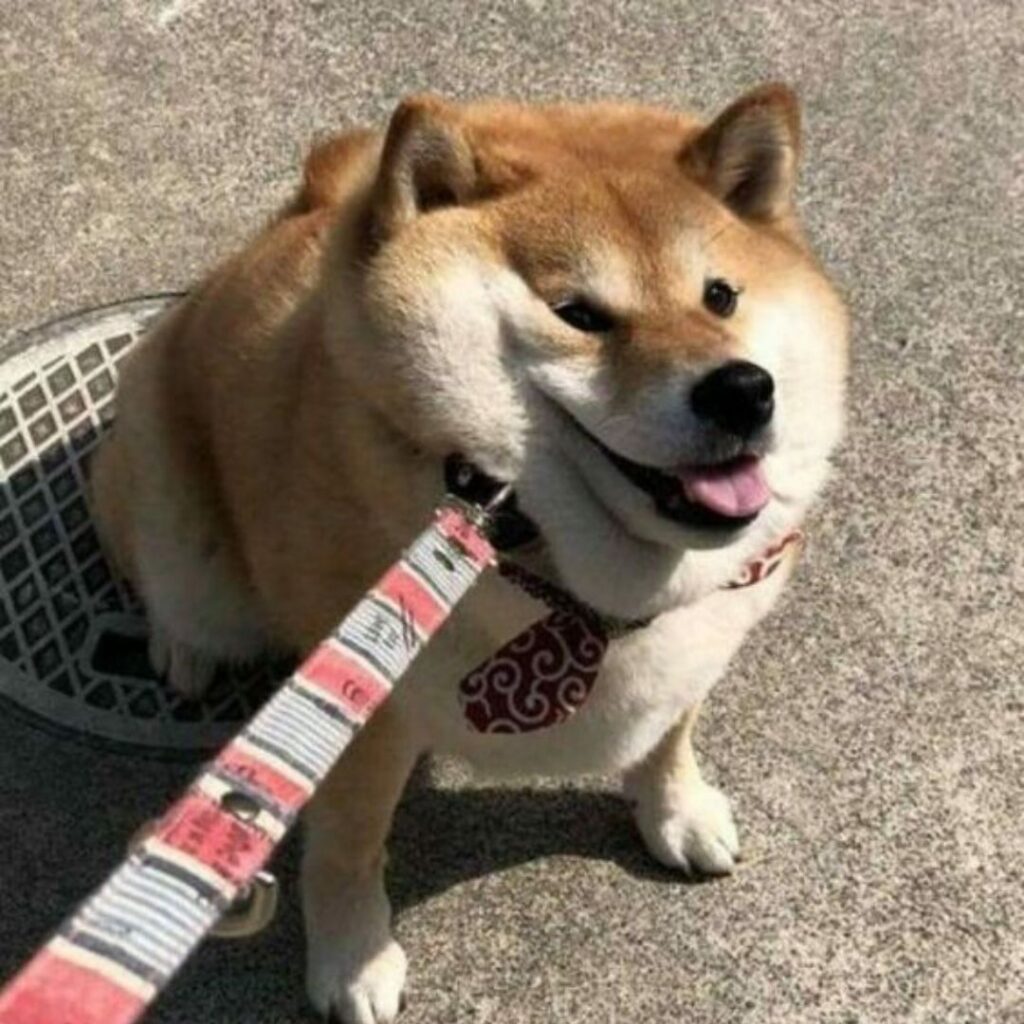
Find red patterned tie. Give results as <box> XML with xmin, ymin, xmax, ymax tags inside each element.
<box><xmin>458</xmin><ymin>532</ymin><xmax>802</xmax><ymax>734</ymax></box>
<box><xmin>458</xmin><ymin>563</ymin><xmax>623</xmax><ymax>733</ymax></box>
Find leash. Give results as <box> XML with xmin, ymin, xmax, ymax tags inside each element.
<box><xmin>0</xmin><ymin>495</ymin><xmax>500</xmax><ymax>1024</ymax></box>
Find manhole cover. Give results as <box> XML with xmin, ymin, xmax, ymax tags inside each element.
<box><xmin>0</xmin><ymin>296</ymin><xmax>282</xmax><ymax>757</ymax></box>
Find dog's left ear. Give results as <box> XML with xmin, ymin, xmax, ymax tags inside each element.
<box><xmin>371</xmin><ymin>95</ymin><xmax>481</xmax><ymax>239</ymax></box>
<box><xmin>681</xmin><ymin>83</ymin><xmax>801</xmax><ymax>221</ymax></box>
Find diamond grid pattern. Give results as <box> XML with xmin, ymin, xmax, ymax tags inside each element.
<box><xmin>0</xmin><ymin>300</ymin><xmax>279</xmax><ymax>752</ymax></box>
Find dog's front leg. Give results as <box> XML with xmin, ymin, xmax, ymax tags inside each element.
<box><xmin>623</xmin><ymin>702</ymin><xmax>740</xmax><ymax>877</ymax></box>
<box><xmin>302</xmin><ymin>703</ymin><xmax>421</xmax><ymax>1024</ymax></box>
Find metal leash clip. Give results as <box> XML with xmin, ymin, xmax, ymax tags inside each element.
<box><xmin>443</xmin><ymin>454</ymin><xmax>538</xmax><ymax>550</ymax></box>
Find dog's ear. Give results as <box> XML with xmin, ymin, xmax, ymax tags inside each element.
<box><xmin>681</xmin><ymin>83</ymin><xmax>801</xmax><ymax>221</ymax></box>
<box><xmin>371</xmin><ymin>95</ymin><xmax>482</xmax><ymax>238</ymax></box>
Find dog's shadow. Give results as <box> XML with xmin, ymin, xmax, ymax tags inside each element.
<box><xmin>153</xmin><ymin>763</ymin><xmax>688</xmax><ymax>1023</ymax></box>
<box><xmin>388</xmin><ymin>763</ymin><xmax>679</xmax><ymax>911</ymax></box>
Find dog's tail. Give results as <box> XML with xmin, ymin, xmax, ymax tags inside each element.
<box><xmin>282</xmin><ymin>129</ymin><xmax>379</xmax><ymax>217</ymax></box>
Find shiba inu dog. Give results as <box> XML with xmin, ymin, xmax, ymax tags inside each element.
<box><xmin>91</xmin><ymin>84</ymin><xmax>848</xmax><ymax>1022</ymax></box>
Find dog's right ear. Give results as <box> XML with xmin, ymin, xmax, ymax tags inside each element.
<box><xmin>371</xmin><ymin>95</ymin><xmax>480</xmax><ymax>239</ymax></box>
<box><xmin>681</xmin><ymin>83</ymin><xmax>801</xmax><ymax>222</ymax></box>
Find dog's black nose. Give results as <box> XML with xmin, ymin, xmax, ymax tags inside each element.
<box><xmin>690</xmin><ymin>360</ymin><xmax>775</xmax><ymax>437</ymax></box>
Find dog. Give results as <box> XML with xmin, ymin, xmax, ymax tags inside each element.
<box><xmin>90</xmin><ymin>84</ymin><xmax>848</xmax><ymax>1022</ymax></box>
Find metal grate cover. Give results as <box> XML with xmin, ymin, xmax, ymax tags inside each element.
<box><xmin>0</xmin><ymin>296</ymin><xmax>280</xmax><ymax>756</ymax></box>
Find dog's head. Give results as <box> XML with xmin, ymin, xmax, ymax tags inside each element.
<box><xmin>330</xmin><ymin>87</ymin><xmax>848</xmax><ymax>618</ymax></box>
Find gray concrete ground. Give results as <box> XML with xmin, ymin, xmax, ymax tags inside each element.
<box><xmin>2</xmin><ymin>1</ymin><xmax>1023</xmax><ymax>1022</ymax></box>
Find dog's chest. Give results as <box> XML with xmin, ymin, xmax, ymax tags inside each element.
<box><xmin>400</xmin><ymin>560</ymin><xmax>790</xmax><ymax>779</ymax></box>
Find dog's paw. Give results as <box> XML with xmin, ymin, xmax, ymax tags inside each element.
<box><xmin>148</xmin><ymin>628</ymin><xmax>216</xmax><ymax>700</ymax></box>
<box><xmin>632</xmin><ymin>779</ymin><xmax>740</xmax><ymax>877</ymax></box>
<box><xmin>307</xmin><ymin>936</ymin><xmax>407</xmax><ymax>1024</ymax></box>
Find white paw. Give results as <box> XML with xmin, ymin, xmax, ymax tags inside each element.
<box><xmin>304</xmin><ymin>862</ymin><xmax>406</xmax><ymax>1024</ymax></box>
<box><xmin>148</xmin><ymin>627</ymin><xmax>216</xmax><ymax>699</ymax></box>
<box><xmin>307</xmin><ymin>936</ymin><xmax>407</xmax><ymax>1024</ymax></box>
<box><xmin>632</xmin><ymin>779</ymin><xmax>741</xmax><ymax>877</ymax></box>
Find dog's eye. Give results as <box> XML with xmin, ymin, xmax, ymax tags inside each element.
<box><xmin>703</xmin><ymin>279</ymin><xmax>739</xmax><ymax>318</ymax></box>
<box><xmin>552</xmin><ymin>299</ymin><xmax>615</xmax><ymax>334</ymax></box>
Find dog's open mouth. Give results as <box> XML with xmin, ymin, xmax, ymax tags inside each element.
<box><xmin>580</xmin><ymin>427</ymin><xmax>771</xmax><ymax>529</ymax></box>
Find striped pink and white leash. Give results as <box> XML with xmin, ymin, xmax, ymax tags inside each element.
<box><xmin>0</xmin><ymin>501</ymin><xmax>496</xmax><ymax>1024</ymax></box>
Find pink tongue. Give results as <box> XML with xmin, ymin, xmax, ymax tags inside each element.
<box><xmin>677</xmin><ymin>456</ymin><xmax>771</xmax><ymax>518</ymax></box>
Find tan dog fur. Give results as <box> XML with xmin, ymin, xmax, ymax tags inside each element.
<box><xmin>91</xmin><ymin>86</ymin><xmax>847</xmax><ymax>1022</ymax></box>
